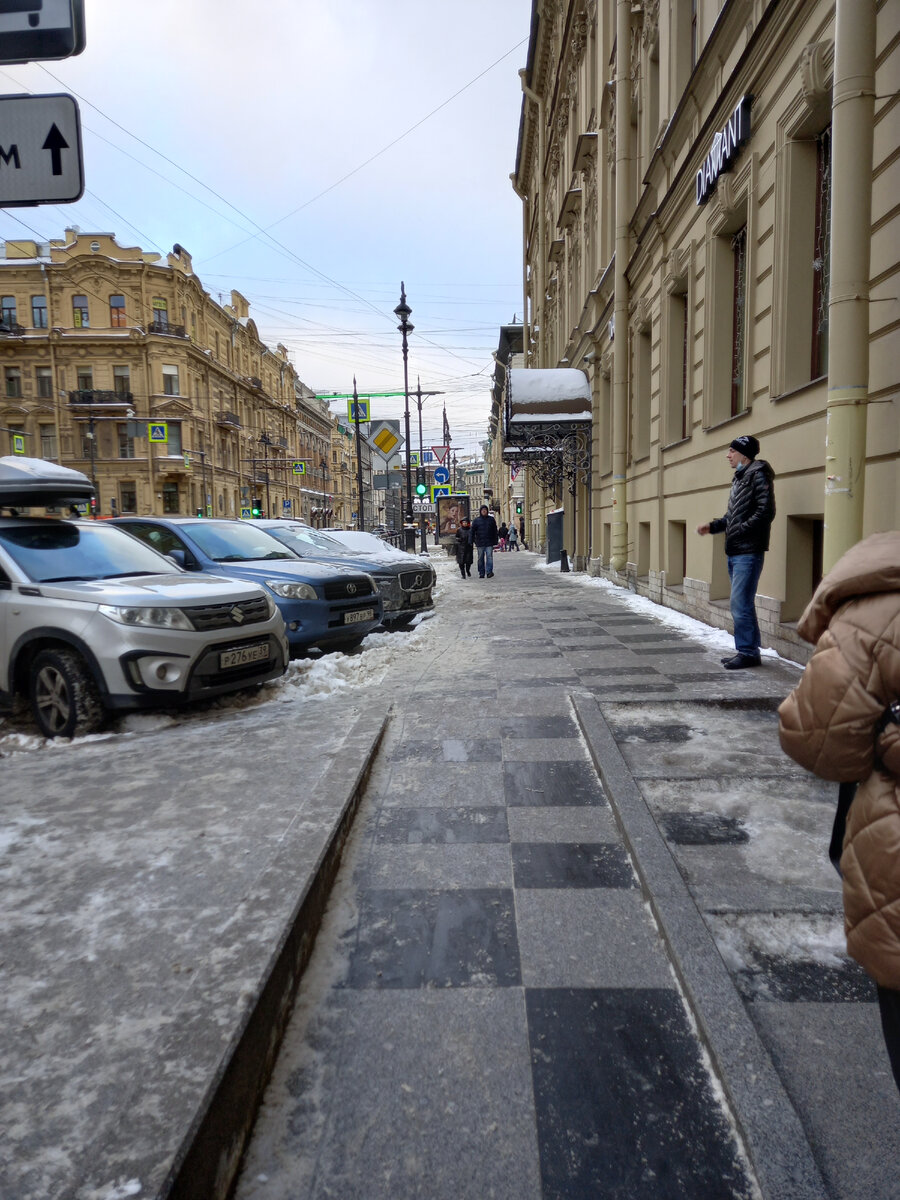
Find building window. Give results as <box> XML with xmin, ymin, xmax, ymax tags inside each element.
<box><xmin>40</xmin><ymin>425</ymin><xmax>57</xmax><ymax>459</ymax></box>
<box><xmin>152</xmin><ymin>297</ymin><xmax>168</xmax><ymax>330</ymax></box>
<box><xmin>162</xmin><ymin>482</ymin><xmax>179</xmax><ymax>514</ymax></box>
<box><xmin>690</xmin><ymin>0</ymin><xmax>698</xmax><ymax>69</ymax></box>
<box><xmin>632</xmin><ymin>322</ymin><xmax>652</xmax><ymax>461</ymax></box>
<box><xmin>5</xmin><ymin>367</ymin><xmax>22</xmax><ymax>397</ymax></box>
<box><xmin>730</xmin><ymin>227</ymin><xmax>747</xmax><ymax>416</ymax></box>
<box><xmin>76</xmin><ymin>367</ymin><xmax>93</xmax><ymax>392</ymax></box>
<box><xmin>162</xmin><ymin>364</ymin><xmax>179</xmax><ymax>396</ymax></box>
<box><xmin>664</xmin><ymin>290</ymin><xmax>689</xmax><ymax>444</ymax></box>
<box><xmin>109</xmin><ymin>294</ymin><xmax>126</xmax><ymax>327</ymax></box>
<box><xmin>117</xmin><ymin>423</ymin><xmax>135</xmax><ymax>458</ymax></box>
<box><xmin>811</xmin><ymin>127</ymin><xmax>831</xmax><ymax>380</ymax></box>
<box><xmin>165</xmin><ymin>422</ymin><xmax>182</xmax><ymax>456</ymax></box>
<box><xmin>1</xmin><ymin>296</ymin><xmax>16</xmax><ymax>326</ymax></box>
<box><xmin>72</xmin><ymin>295</ymin><xmax>89</xmax><ymax>328</ymax></box>
<box><xmin>31</xmin><ymin>295</ymin><xmax>48</xmax><ymax>328</ymax></box>
<box><xmin>80</xmin><ymin>429</ymin><xmax>93</xmax><ymax>458</ymax></box>
<box><xmin>120</xmin><ymin>483</ymin><xmax>137</xmax><ymax>513</ymax></box>
<box><xmin>113</xmin><ymin>365</ymin><xmax>130</xmax><ymax>396</ymax></box>
<box><xmin>36</xmin><ymin>366</ymin><xmax>53</xmax><ymax>398</ymax></box>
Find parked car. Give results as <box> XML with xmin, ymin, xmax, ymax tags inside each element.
<box><xmin>251</xmin><ymin>520</ymin><xmax>435</xmax><ymax>627</ymax></box>
<box><xmin>112</xmin><ymin>517</ymin><xmax>382</xmax><ymax>656</ymax></box>
<box><xmin>0</xmin><ymin>458</ymin><xmax>288</xmax><ymax>738</ymax></box>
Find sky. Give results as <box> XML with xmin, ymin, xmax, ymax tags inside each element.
<box><xmin>0</xmin><ymin>0</ymin><xmax>532</xmax><ymax>455</ymax></box>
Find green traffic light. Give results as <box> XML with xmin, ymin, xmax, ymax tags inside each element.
<box><xmin>415</xmin><ymin>482</ymin><xmax>427</xmax><ymax>496</ymax></box>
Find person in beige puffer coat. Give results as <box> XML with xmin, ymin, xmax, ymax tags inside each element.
<box><xmin>778</xmin><ymin>530</ymin><xmax>900</xmax><ymax>1093</ymax></box>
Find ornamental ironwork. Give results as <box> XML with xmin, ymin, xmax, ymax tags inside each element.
<box><xmin>503</xmin><ymin>420</ymin><xmax>591</xmax><ymax>497</ymax></box>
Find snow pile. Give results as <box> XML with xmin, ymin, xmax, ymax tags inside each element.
<box><xmin>708</xmin><ymin>911</ymin><xmax>847</xmax><ymax>973</ymax></box>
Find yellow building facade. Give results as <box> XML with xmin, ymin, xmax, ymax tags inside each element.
<box><xmin>0</xmin><ymin>229</ymin><xmax>330</xmax><ymax>521</ymax></box>
<box><xmin>510</xmin><ymin>0</ymin><xmax>898</xmax><ymax>661</ymax></box>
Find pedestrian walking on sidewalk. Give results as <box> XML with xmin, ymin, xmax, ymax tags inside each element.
<box><xmin>696</xmin><ymin>434</ymin><xmax>775</xmax><ymax>670</ymax></box>
<box><xmin>498</xmin><ymin>521</ymin><xmax>509</xmax><ymax>552</ymax></box>
<box><xmin>778</xmin><ymin>530</ymin><xmax>900</xmax><ymax>1094</ymax></box>
<box><xmin>454</xmin><ymin>518</ymin><xmax>473</xmax><ymax>578</ymax></box>
<box><xmin>471</xmin><ymin>505</ymin><xmax>499</xmax><ymax>578</ymax></box>
<box><xmin>507</xmin><ymin>522</ymin><xmax>519</xmax><ymax>551</ymax></box>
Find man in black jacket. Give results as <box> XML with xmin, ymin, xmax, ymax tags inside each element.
<box><xmin>697</xmin><ymin>434</ymin><xmax>776</xmax><ymax>669</ymax></box>
<box><xmin>470</xmin><ymin>505</ymin><xmax>499</xmax><ymax>579</ymax></box>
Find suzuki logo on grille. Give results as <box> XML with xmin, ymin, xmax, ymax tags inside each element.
<box><xmin>347</xmin><ymin>583</ymin><xmax>357</xmax><ymax>595</ymax></box>
<box><xmin>230</xmin><ymin>606</ymin><xmax>246</xmax><ymax>623</ymax></box>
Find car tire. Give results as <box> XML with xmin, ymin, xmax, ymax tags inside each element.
<box><xmin>29</xmin><ymin>648</ymin><xmax>106</xmax><ymax>739</ymax></box>
<box><xmin>384</xmin><ymin>615</ymin><xmax>416</xmax><ymax>629</ymax></box>
<box><xmin>327</xmin><ymin>636</ymin><xmax>365</xmax><ymax>653</ymax></box>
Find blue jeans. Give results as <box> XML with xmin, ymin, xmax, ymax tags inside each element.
<box><xmin>728</xmin><ymin>553</ymin><xmax>764</xmax><ymax>656</ymax></box>
<box><xmin>477</xmin><ymin>545</ymin><xmax>494</xmax><ymax>576</ymax></box>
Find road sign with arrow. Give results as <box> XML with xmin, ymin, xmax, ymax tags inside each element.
<box><xmin>0</xmin><ymin>92</ymin><xmax>83</xmax><ymax>206</ymax></box>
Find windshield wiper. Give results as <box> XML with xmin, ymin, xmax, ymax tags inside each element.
<box><xmin>216</xmin><ymin>554</ymin><xmax>251</xmax><ymax>563</ymax></box>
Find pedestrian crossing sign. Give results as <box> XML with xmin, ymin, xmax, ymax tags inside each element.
<box><xmin>148</xmin><ymin>423</ymin><xmax>168</xmax><ymax>443</ymax></box>
<box><xmin>348</xmin><ymin>398</ymin><xmax>370</xmax><ymax>423</ymax></box>
<box><xmin>292</xmin><ymin>461</ymin><xmax>307</xmax><ymax>475</ymax></box>
<box><xmin>430</xmin><ymin>484</ymin><xmax>450</xmax><ymax>501</ymax></box>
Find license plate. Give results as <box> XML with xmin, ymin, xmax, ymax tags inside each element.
<box><xmin>344</xmin><ymin>608</ymin><xmax>375</xmax><ymax>625</ymax></box>
<box><xmin>219</xmin><ymin>642</ymin><xmax>269</xmax><ymax>669</ymax></box>
<box><xmin>410</xmin><ymin>589</ymin><xmax>430</xmax><ymax>605</ymax></box>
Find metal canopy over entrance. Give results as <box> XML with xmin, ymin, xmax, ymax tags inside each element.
<box><xmin>503</xmin><ymin>367</ymin><xmax>592</xmax><ymax>494</ymax></box>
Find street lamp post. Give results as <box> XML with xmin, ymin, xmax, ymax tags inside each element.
<box><xmin>320</xmin><ymin>458</ymin><xmax>328</xmax><ymax>528</ymax></box>
<box><xmin>259</xmin><ymin>432</ymin><xmax>272</xmax><ymax>518</ymax></box>
<box><xmin>86</xmin><ymin>409</ymin><xmax>97</xmax><ymax>516</ymax></box>
<box><xmin>394</xmin><ymin>283</ymin><xmax>415</xmax><ymax>553</ymax></box>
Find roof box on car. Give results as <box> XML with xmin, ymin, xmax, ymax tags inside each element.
<box><xmin>0</xmin><ymin>456</ymin><xmax>95</xmax><ymax>508</ymax></box>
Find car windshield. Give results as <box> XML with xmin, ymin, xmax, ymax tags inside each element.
<box><xmin>188</xmin><ymin>521</ymin><xmax>298</xmax><ymax>563</ymax></box>
<box><xmin>267</xmin><ymin>525</ymin><xmax>348</xmax><ymax>554</ymax></box>
<box><xmin>0</xmin><ymin>521</ymin><xmax>177</xmax><ymax>583</ymax></box>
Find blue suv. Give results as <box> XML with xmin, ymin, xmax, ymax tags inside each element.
<box><xmin>113</xmin><ymin>518</ymin><xmax>382</xmax><ymax>656</ymax></box>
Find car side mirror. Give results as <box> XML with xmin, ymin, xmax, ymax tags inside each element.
<box><xmin>166</xmin><ymin>548</ymin><xmax>189</xmax><ymax>569</ymax></box>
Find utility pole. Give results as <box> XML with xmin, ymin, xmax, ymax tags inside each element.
<box><xmin>351</xmin><ymin>376</ymin><xmax>366</xmax><ymax>531</ymax></box>
<box><xmin>410</xmin><ymin>377</ymin><xmax>444</xmax><ymax>552</ymax></box>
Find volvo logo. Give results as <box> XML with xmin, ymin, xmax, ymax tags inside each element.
<box><xmin>347</xmin><ymin>583</ymin><xmax>357</xmax><ymax>595</ymax></box>
<box><xmin>230</xmin><ymin>606</ymin><xmax>245</xmax><ymax>623</ymax></box>
<box><xmin>413</xmin><ymin>574</ymin><xmax>423</xmax><ymax>588</ymax></box>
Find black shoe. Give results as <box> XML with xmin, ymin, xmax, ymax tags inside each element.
<box><xmin>723</xmin><ymin>653</ymin><xmax>761</xmax><ymax>670</ymax></box>
<box><xmin>487</xmin><ymin>571</ymin><xmax>494</xmax><ymax>578</ymax></box>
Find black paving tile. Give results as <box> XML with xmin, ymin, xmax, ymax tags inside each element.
<box><xmin>504</xmin><ymin>761</ymin><xmax>606</xmax><ymax>807</ymax></box>
<box><xmin>512</xmin><ymin>842</ymin><xmax>635</xmax><ymax>888</ymax></box>
<box><xmin>345</xmin><ymin>888</ymin><xmax>521</xmax><ymax>989</ymax></box>
<box><xmin>526</xmin><ymin>988</ymin><xmax>754</xmax><ymax>1200</ymax></box>
<box><xmin>630</xmin><ymin>644</ymin><xmax>707</xmax><ymax>655</ymax></box>
<box><xmin>574</xmin><ymin>665</ymin><xmax>661</xmax><ymax>677</ymax></box>
<box><xmin>583</xmin><ymin>683</ymin><xmax>678</xmax><ymax>695</ymax></box>
<box><xmin>610</xmin><ymin>723</ymin><xmax>693</xmax><ymax>743</ymax></box>
<box><xmin>659</xmin><ymin>812</ymin><xmax>749</xmax><ymax>845</ymax></box>
<box><xmin>503</xmin><ymin>677</ymin><xmax>581</xmax><ymax>688</ymax></box>
<box><xmin>501</xmin><ymin>715</ymin><xmax>579</xmax><ymax>739</ymax></box>
<box><xmin>615</xmin><ymin>632</ymin><xmax>690</xmax><ymax>643</ymax></box>
<box><xmin>671</xmin><ymin>671</ymin><xmax>734</xmax><ymax>682</ymax></box>
<box><xmin>374</xmin><ymin>807</ymin><xmax>509</xmax><ymax>844</ymax></box>
<box><xmin>735</xmin><ymin>955</ymin><xmax>877</xmax><ymax>1003</ymax></box>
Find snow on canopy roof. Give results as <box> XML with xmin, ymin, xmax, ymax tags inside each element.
<box><xmin>508</xmin><ymin>368</ymin><xmax>592</xmax><ymax>422</ymax></box>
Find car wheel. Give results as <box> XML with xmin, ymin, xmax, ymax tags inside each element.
<box><xmin>384</xmin><ymin>615</ymin><xmax>416</xmax><ymax>629</ymax></box>
<box><xmin>327</xmin><ymin>636</ymin><xmax>365</xmax><ymax>653</ymax></box>
<box><xmin>29</xmin><ymin>648</ymin><xmax>106</xmax><ymax>739</ymax></box>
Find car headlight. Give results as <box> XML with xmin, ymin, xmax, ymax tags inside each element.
<box><xmin>99</xmin><ymin>604</ymin><xmax>194</xmax><ymax>630</ymax></box>
<box><xmin>266</xmin><ymin>580</ymin><xmax>318</xmax><ymax>600</ymax></box>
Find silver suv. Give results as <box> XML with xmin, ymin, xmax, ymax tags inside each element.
<box><xmin>0</xmin><ymin>459</ymin><xmax>289</xmax><ymax>738</ymax></box>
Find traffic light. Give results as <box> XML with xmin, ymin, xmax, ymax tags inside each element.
<box><xmin>414</xmin><ymin>468</ymin><xmax>427</xmax><ymax>498</ymax></box>
<box><xmin>89</xmin><ymin>496</ymin><xmax>98</xmax><ymax>517</ymax></box>
<box><xmin>515</xmin><ymin>501</ymin><xmax>523</xmax><ymax>514</ymax></box>
<box><xmin>196</xmin><ymin>508</ymin><xmax>204</xmax><ymax>518</ymax></box>
<box><xmin>251</xmin><ymin>498</ymin><xmax>261</xmax><ymax>517</ymax></box>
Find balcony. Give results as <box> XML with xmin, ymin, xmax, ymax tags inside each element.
<box><xmin>148</xmin><ymin>318</ymin><xmax>187</xmax><ymax>338</ymax></box>
<box><xmin>0</xmin><ymin>321</ymin><xmax>25</xmax><ymax>337</ymax></box>
<box><xmin>214</xmin><ymin>410</ymin><xmax>241</xmax><ymax>429</ymax></box>
<box><xmin>69</xmin><ymin>389</ymin><xmax>135</xmax><ymax>407</ymax></box>
<box><xmin>276</xmin><ymin>435</ymin><xmax>288</xmax><ymax>448</ymax></box>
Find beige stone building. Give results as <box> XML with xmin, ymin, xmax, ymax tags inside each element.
<box><xmin>0</xmin><ymin>229</ymin><xmax>331</xmax><ymax>522</ymax></box>
<box><xmin>508</xmin><ymin>0</ymin><xmax>898</xmax><ymax>661</ymax></box>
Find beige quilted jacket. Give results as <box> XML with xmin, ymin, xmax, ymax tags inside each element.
<box><xmin>778</xmin><ymin>531</ymin><xmax>900</xmax><ymax>989</ymax></box>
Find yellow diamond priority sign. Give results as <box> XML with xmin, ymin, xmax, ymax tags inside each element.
<box><xmin>367</xmin><ymin>420</ymin><xmax>404</xmax><ymax>463</ymax></box>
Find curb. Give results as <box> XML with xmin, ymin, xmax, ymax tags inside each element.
<box><xmin>571</xmin><ymin>692</ymin><xmax>826</xmax><ymax>1200</ymax></box>
<box><xmin>160</xmin><ymin>707</ymin><xmax>390</xmax><ymax>1200</ymax></box>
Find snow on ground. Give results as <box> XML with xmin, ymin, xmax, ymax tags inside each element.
<box><xmin>533</xmin><ymin>557</ymin><xmax>802</xmax><ymax>668</ymax></box>
<box><xmin>708</xmin><ymin>910</ymin><xmax>848</xmax><ymax>973</ymax></box>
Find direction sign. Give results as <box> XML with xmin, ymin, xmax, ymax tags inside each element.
<box><xmin>433</xmin><ymin>465</ymin><xmax>450</xmax><ymax>485</ymax></box>
<box><xmin>0</xmin><ymin>0</ymin><xmax>85</xmax><ymax>65</ymax></box>
<box><xmin>0</xmin><ymin>93</ymin><xmax>83</xmax><ymax>206</ymax></box>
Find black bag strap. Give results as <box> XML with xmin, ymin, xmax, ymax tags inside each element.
<box><xmin>829</xmin><ymin>781</ymin><xmax>858</xmax><ymax>876</ymax></box>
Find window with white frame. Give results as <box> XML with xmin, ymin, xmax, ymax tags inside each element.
<box><xmin>162</xmin><ymin>364</ymin><xmax>179</xmax><ymax>396</ymax></box>
<box><xmin>36</xmin><ymin>366</ymin><xmax>53</xmax><ymax>398</ymax></box>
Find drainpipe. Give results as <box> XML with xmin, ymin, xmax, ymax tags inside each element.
<box><xmin>611</xmin><ymin>0</ymin><xmax>632</xmax><ymax>571</ymax></box>
<box><xmin>822</xmin><ymin>0</ymin><xmax>876</xmax><ymax>572</ymax></box>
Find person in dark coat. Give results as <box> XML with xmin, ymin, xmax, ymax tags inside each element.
<box><xmin>470</xmin><ymin>505</ymin><xmax>499</xmax><ymax>579</ymax></box>
<box><xmin>454</xmin><ymin>519</ymin><xmax>473</xmax><ymax>578</ymax></box>
<box><xmin>697</xmin><ymin>434</ymin><xmax>775</xmax><ymax>670</ymax></box>
<box><xmin>498</xmin><ymin>521</ymin><xmax>509</xmax><ymax>551</ymax></box>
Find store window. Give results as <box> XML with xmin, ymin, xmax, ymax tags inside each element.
<box><xmin>162</xmin><ymin>364</ymin><xmax>179</xmax><ymax>396</ymax></box>
<box><xmin>5</xmin><ymin>367</ymin><xmax>22</xmax><ymax>397</ymax></box>
<box><xmin>109</xmin><ymin>295</ymin><xmax>127</xmax><ymax>327</ymax></box>
<box><xmin>162</xmin><ymin>482</ymin><xmax>179</xmax><ymax>514</ymax></box>
<box><xmin>40</xmin><ymin>425</ymin><xmax>57</xmax><ymax>459</ymax></box>
<box><xmin>36</xmin><ymin>366</ymin><xmax>53</xmax><ymax>398</ymax></box>
<box><xmin>72</xmin><ymin>295</ymin><xmax>89</xmax><ymax>328</ymax></box>
<box><xmin>1</xmin><ymin>296</ymin><xmax>16</xmax><ymax>326</ymax></box>
<box><xmin>31</xmin><ymin>295</ymin><xmax>48</xmax><ymax>328</ymax></box>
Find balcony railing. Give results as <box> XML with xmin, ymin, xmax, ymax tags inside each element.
<box><xmin>148</xmin><ymin>319</ymin><xmax>187</xmax><ymax>338</ymax></box>
<box><xmin>0</xmin><ymin>321</ymin><xmax>25</xmax><ymax>336</ymax></box>
<box><xmin>68</xmin><ymin>389</ymin><xmax>135</xmax><ymax>406</ymax></box>
<box><xmin>214</xmin><ymin>410</ymin><xmax>241</xmax><ymax>429</ymax></box>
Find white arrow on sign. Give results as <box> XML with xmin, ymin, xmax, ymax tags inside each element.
<box><xmin>0</xmin><ymin>93</ymin><xmax>83</xmax><ymax>207</ymax></box>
